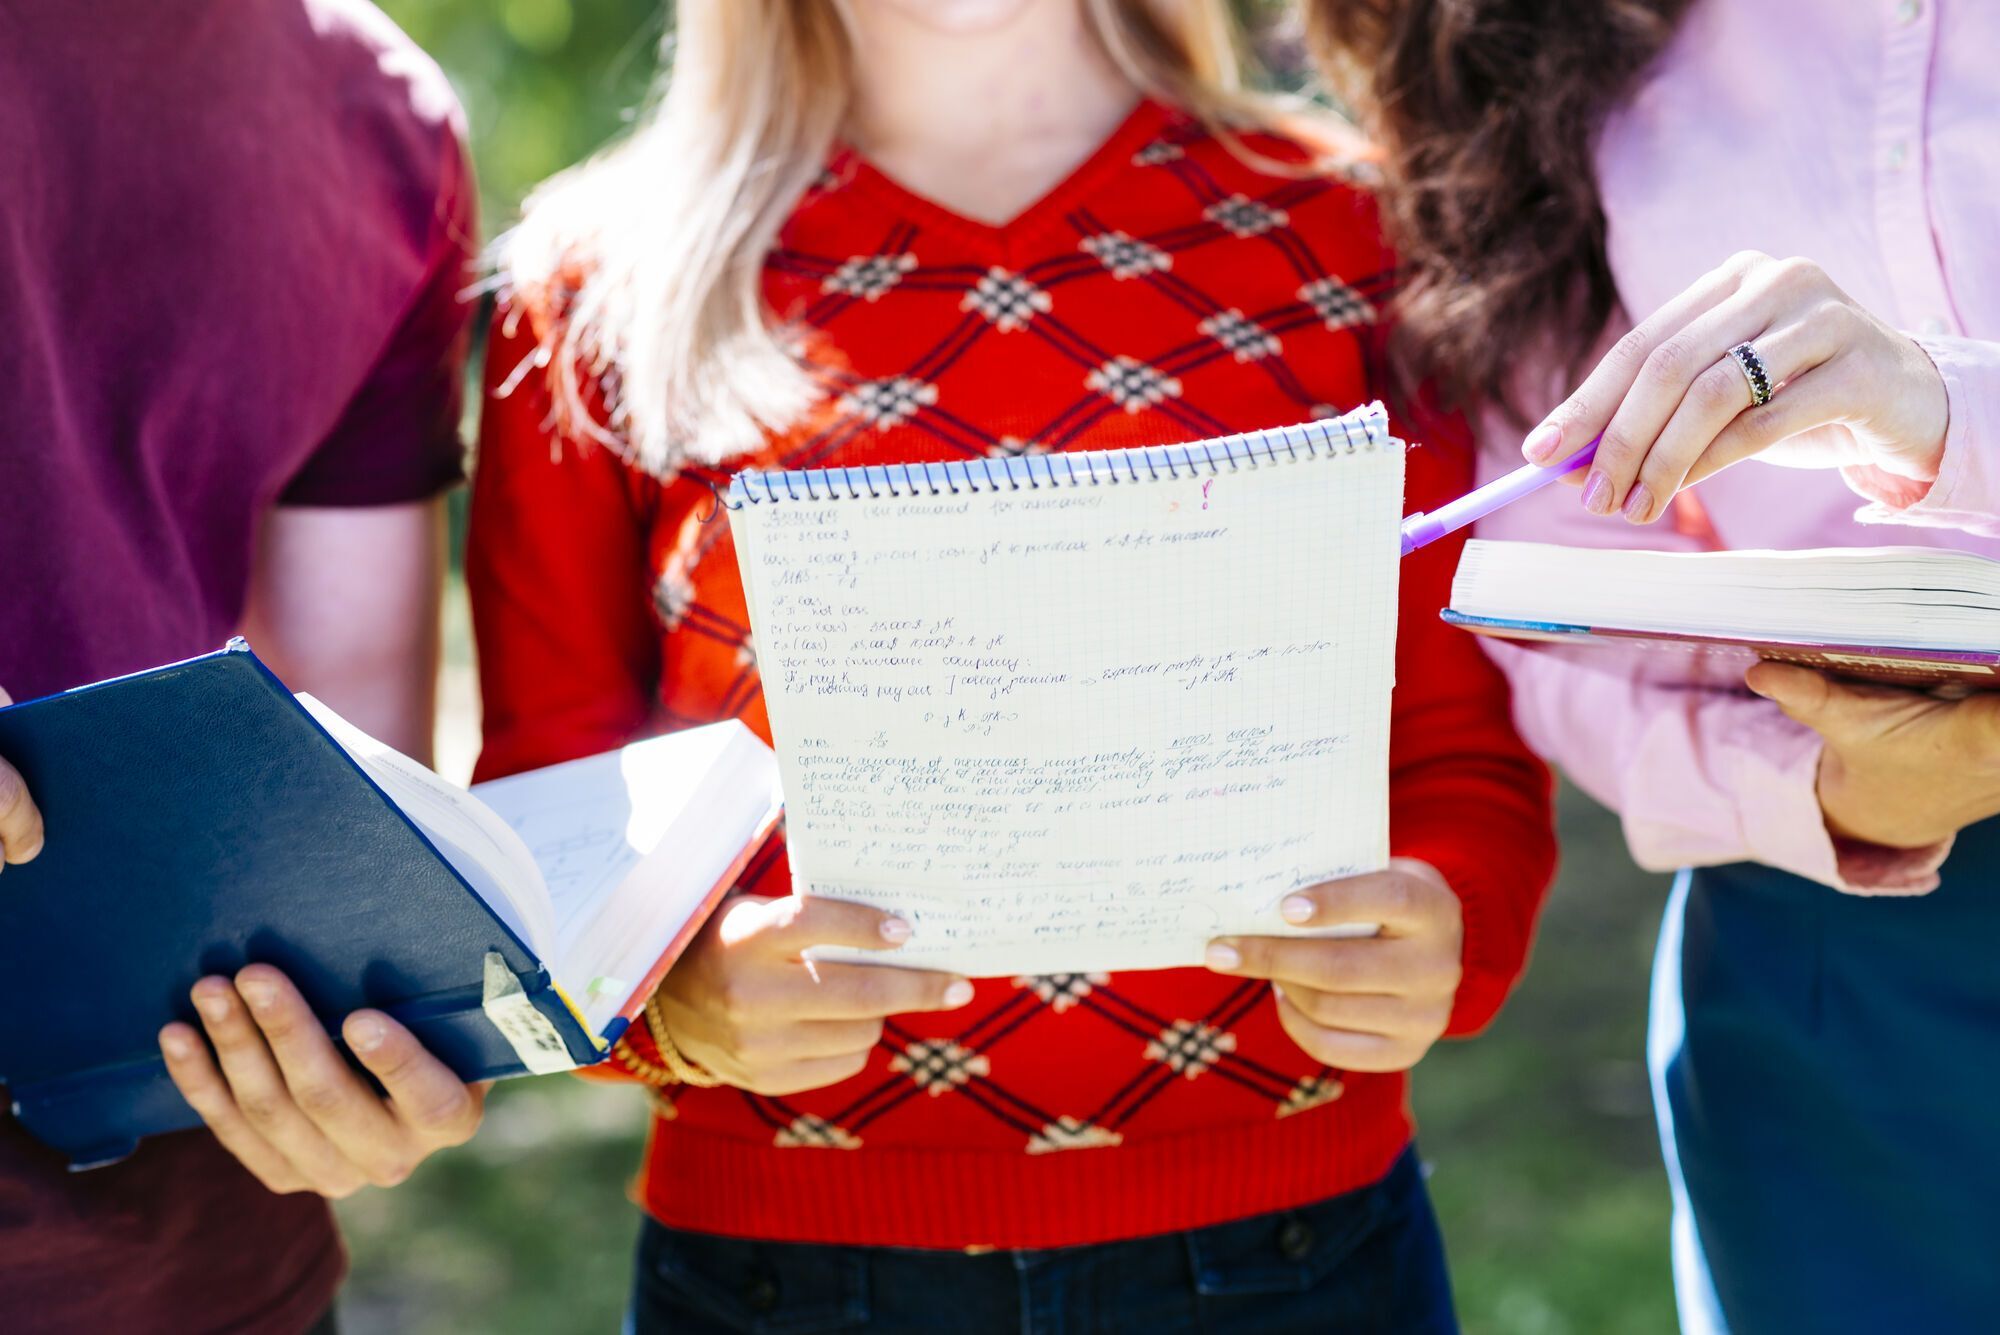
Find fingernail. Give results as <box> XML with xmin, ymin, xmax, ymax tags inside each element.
<box><xmin>1581</xmin><ymin>470</ymin><xmax>1615</xmax><ymax>514</ymax></box>
<box><xmin>348</xmin><ymin>1014</ymin><xmax>386</xmax><ymax>1054</ymax></box>
<box><xmin>160</xmin><ymin>1028</ymin><xmax>193</xmax><ymax>1059</ymax></box>
<box><xmin>238</xmin><ymin>978</ymin><xmax>275</xmax><ymax>1012</ymax></box>
<box><xmin>942</xmin><ymin>979</ymin><xmax>975</xmax><ymax>1008</ymax></box>
<box><xmin>1522</xmin><ymin>421</ymin><xmax>1562</xmax><ymax>463</ymax></box>
<box><xmin>879</xmin><ymin>916</ymin><xmax>912</xmax><ymax>944</ymax></box>
<box><xmin>1621</xmin><ymin>481</ymin><xmax>1653</xmax><ymax>522</ymax></box>
<box><xmin>1280</xmin><ymin>895</ymin><xmax>1314</xmax><ymax>925</ymax></box>
<box><xmin>1205</xmin><ymin>942</ymin><xmax>1241</xmax><ymax>970</ymax></box>
<box><xmin>195</xmin><ymin>990</ymin><xmax>230</xmax><ymax>1023</ymax></box>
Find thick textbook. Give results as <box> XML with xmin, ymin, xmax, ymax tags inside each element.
<box><xmin>727</xmin><ymin>406</ymin><xmax>1402</xmax><ymax>977</ymax></box>
<box><xmin>0</xmin><ymin>642</ymin><xmax>779</xmax><ymax>1165</ymax></box>
<box><xmin>1446</xmin><ymin>540</ymin><xmax>2000</xmax><ymax>691</ymax></box>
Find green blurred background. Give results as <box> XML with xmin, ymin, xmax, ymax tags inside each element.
<box><xmin>341</xmin><ymin>3</ymin><xmax>1679</xmax><ymax>1330</ymax></box>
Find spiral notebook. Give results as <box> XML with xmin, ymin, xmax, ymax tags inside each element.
<box><xmin>727</xmin><ymin>404</ymin><xmax>1404</xmax><ymax>977</ymax></box>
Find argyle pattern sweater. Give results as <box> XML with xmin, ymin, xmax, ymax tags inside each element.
<box><xmin>470</xmin><ymin>100</ymin><xmax>1556</xmax><ymax>1249</ymax></box>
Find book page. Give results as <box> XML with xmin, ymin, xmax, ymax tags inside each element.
<box><xmin>733</xmin><ymin>430</ymin><xmax>1404</xmax><ymax>977</ymax></box>
<box><xmin>296</xmin><ymin>694</ymin><xmax>556</xmax><ymax>959</ymax></box>
<box><xmin>471</xmin><ymin>723</ymin><xmax>782</xmax><ymax>1033</ymax></box>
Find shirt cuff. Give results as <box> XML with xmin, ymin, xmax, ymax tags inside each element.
<box><xmin>1727</xmin><ymin>715</ymin><xmax>1945</xmax><ymax>896</ymax></box>
<box><xmin>1849</xmin><ymin>334</ymin><xmax>2000</xmax><ymax>533</ymax></box>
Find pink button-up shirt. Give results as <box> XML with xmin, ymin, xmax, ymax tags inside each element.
<box><xmin>1475</xmin><ymin>0</ymin><xmax>2000</xmax><ymax>893</ymax></box>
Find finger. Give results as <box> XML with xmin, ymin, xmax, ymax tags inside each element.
<box><xmin>1206</xmin><ymin>934</ymin><xmax>1456</xmax><ymax>996</ymax></box>
<box><xmin>344</xmin><ymin>1010</ymin><xmax>484</xmax><ymax>1152</ymax></box>
<box><xmin>1746</xmin><ymin>661</ymin><xmax>1920</xmax><ymax>729</ymax></box>
<box><xmin>777</xmin><ymin>960</ymin><xmax>976</xmax><ymax>1020</ymax></box>
<box><xmin>1686</xmin><ymin>364</ymin><xmax>1851</xmax><ymax>487</ymax></box>
<box><xmin>731</xmin><ymin>894</ymin><xmax>915</xmax><ymax>956</ymax></box>
<box><xmin>1744</xmin><ymin>662</ymin><xmax>1837</xmax><ymax>723</ymax></box>
<box><xmin>1275</xmin><ymin>983</ymin><xmax>1450</xmax><ymax>1040</ymax></box>
<box><xmin>1272</xmin><ymin>988</ymin><xmax>1425</xmax><ymax>1074</ymax></box>
<box><xmin>235</xmin><ymin>968</ymin><xmax>406</xmax><ymax>1169</ymax></box>
<box><xmin>1587</xmin><ymin>264</ymin><xmax>1826</xmax><ymax>516</ymax></box>
<box><xmin>1525</xmin><ymin>251</ymin><xmax>1765</xmax><ymax>467</ymax></box>
<box><xmin>159</xmin><ymin>1022</ymin><xmax>310</xmax><ymax>1194</ymax></box>
<box><xmin>1625</xmin><ymin>318</ymin><xmax>1841</xmax><ymax>522</ymax></box>
<box><xmin>1278</xmin><ymin>863</ymin><xmax>1455</xmax><ymax>935</ymax></box>
<box><xmin>0</xmin><ymin>754</ymin><xmax>45</xmax><ymax>867</ymax></box>
<box><xmin>190</xmin><ymin>977</ymin><xmax>364</xmax><ymax>1197</ymax></box>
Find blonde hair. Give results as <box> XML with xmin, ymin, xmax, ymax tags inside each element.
<box><xmin>501</xmin><ymin>1</ymin><xmax>1278</xmax><ymax>476</ymax></box>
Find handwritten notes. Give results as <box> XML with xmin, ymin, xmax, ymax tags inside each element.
<box><xmin>731</xmin><ymin>418</ymin><xmax>1404</xmax><ymax>976</ymax></box>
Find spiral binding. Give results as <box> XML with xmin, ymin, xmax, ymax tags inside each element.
<box><xmin>722</xmin><ymin>403</ymin><xmax>1393</xmax><ymax>510</ymax></box>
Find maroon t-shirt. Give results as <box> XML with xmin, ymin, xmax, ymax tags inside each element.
<box><xmin>0</xmin><ymin>2</ymin><xmax>473</xmax><ymax>1330</ymax></box>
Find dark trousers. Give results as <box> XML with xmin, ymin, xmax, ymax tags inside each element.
<box><xmin>630</xmin><ymin>1145</ymin><xmax>1455</xmax><ymax>1334</ymax></box>
<box><xmin>1652</xmin><ymin>816</ymin><xmax>2000</xmax><ymax>1333</ymax></box>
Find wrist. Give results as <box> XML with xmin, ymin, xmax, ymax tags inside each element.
<box><xmin>645</xmin><ymin>993</ymin><xmax>722</xmax><ymax>1087</ymax></box>
<box><xmin>1899</xmin><ymin>334</ymin><xmax>1951</xmax><ymax>481</ymax></box>
<box><xmin>612</xmin><ymin>992</ymin><xmax>723</xmax><ymax>1089</ymax></box>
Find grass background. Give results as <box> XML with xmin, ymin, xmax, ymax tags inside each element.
<box><xmin>337</xmin><ymin>5</ymin><xmax>1681</xmax><ymax>1328</ymax></box>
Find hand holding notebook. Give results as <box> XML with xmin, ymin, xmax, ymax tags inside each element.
<box><xmin>727</xmin><ymin>405</ymin><xmax>1404</xmax><ymax>978</ymax></box>
<box><xmin>1745</xmin><ymin>661</ymin><xmax>2000</xmax><ymax>851</ymax></box>
<box><xmin>1198</xmin><ymin>857</ymin><xmax>1467</xmax><ymax>1073</ymax></box>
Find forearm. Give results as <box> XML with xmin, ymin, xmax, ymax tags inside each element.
<box><xmin>241</xmin><ymin>500</ymin><xmax>445</xmax><ymax>763</ymax></box>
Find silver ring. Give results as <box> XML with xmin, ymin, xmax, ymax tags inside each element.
<box><xmin>1727</xmin><ymin>341</ymin><xmax>1774</xmax><ymax>407</ymax></box>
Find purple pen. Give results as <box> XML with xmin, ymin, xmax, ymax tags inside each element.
<box><xmin>1399</xmin><ymin>435</ymin><xmax>1601</xmax><ymax>557</ymax></box>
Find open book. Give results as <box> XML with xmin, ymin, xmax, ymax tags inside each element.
<box><xmin>1445</xmin><ymin>540</ymin><xmax>2000</xmax><ymax>691</ymax></box>
<box><xmin>0</xmin><ymin>643</ymin><xmax>781</xmax><ymax>1164</ymax></box>
<box><xmin>300</xmin><ymin>697</ymin><xmax>781</xmax><ymax>1034</ymax></box>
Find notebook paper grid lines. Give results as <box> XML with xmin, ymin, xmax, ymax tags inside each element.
<box><xmin>723</xmin><ymin>404</ymin><xmax>1391</xmax><ymax>508</ymax></box>
<box><xmin>726</xmin><ymin>403</ymin><xmax>1405</xmax><ymax>977</ymax></box>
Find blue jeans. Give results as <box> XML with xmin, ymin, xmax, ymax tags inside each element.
<box><xmin>1651</xmin><ymin>816</ymin><xmax>2000</xmax><ymax>1334</ymax></box>
<box><xmin>629</xmin><ymin>1146</ymin><xmax>1455</xmax><ymax>1334</ymax></box>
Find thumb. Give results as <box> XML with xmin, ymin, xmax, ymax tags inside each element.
<box><xmin>0</xmin><ymin>686</ymin><xmax>12</xmax><ymax>706</ymax></box>
<box><xmin>1745</xmin><ymin>661</ymin><xmax>1836</xmax><ymax>724</ymax></box>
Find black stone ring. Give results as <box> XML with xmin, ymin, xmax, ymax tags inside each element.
<box><xmin>1727</xmin><ymin>341</ymin><xmax>1775</xmax><ymax>407</ymax></box>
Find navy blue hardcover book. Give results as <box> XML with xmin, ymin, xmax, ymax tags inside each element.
<box><xmin>0</xmin><ymin>642</ymin><xmax>780</xmax><ymax>1167</ymax></box>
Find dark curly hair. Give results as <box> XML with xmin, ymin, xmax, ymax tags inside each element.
<box><xmin>1304</xmin><ymin>0</ymin><xmax>1696</xmax><ymax>422</ymax></box>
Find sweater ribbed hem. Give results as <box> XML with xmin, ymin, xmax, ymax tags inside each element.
<box><xmin>633</xmin><ymin>1074</ymin><xmax>1412</xmax><ymax>1250</ymax></box>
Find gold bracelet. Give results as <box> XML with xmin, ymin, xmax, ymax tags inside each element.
<box><xmin>609</xmin><ymin>996</ymin><xmax>716</xmax><ymax>1088</ymax></box>
<box><xmin>610</xmin><ymin>1031</ymin><xmax>679</xmax><ymax>1087</ymax></box>
<box><xmin>645</xmin><ymin>991</ymin><xmax>723</xmax><ymax>1087</ymax></box>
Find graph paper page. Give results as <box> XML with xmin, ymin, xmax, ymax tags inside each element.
<box><xmin>732</xmin><ymin>433</ymin><xmax>1404</xmax><ymax>977</ymax></box>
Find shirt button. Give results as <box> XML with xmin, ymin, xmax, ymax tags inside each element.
<box><xmin>1277</xmin><ymin>1218</ymin><xmax>1315</xmax><ymax>1261</ymax></box>
<box><xmin>1896</xmin><ymin>0</ymin><xmax>1922</xmax><ymax>25</ymax></box>
<box><xmin>1886</xmin><ymin>140</ymin><xmax>1909</xmax><ymax>171</ymax></box>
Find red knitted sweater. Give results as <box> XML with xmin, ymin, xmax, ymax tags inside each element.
<box><xmin>469</xmin><ymin>100</ymin><xmax>1555</xmax><ymax>1250</ymax></box>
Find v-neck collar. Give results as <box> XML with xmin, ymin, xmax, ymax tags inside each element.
<box><xmin>833</xmin><ymin>99</ymin><xmax>1176</xmax><ymax>258</ymax></box>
